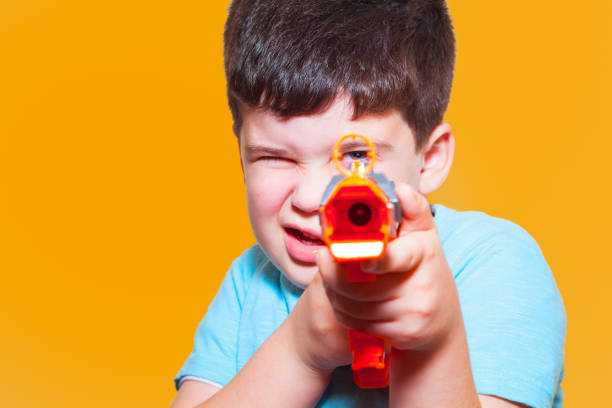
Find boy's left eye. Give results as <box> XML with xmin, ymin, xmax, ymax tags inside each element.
<box><xmin>345</xmin><ymin>151</ymin><xmax>368</xmax><ymax>160</ymax></box>
<box><xmin>340</xmin><ymin>150</ymin><xmax>371</xmax><ymax>169</ymax></box>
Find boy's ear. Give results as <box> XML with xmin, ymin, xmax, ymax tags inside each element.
<box><xmin>417</xmin><ymin>122</ymin><xmax>455</xmax><ymax>195</ymax></box>
<box><xmin>232</xmin><ymin>122</ymin><xmax>240</xmax><ymax>138</ymax></box>
<box><xmin>234</xmin><ymin>124</ymin><xmax>246</xmax><ymax>180</ymax></box>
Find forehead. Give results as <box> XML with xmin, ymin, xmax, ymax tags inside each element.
<box><xmin>239</xmin><ymin>98</ymin><xmax>416</xmax><ymax>156</ymax></box>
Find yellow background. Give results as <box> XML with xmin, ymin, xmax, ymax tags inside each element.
<box><xmin>1</xmin><ymin>1</ymin><xmax>610</xmax><ymax>406</ymax></box>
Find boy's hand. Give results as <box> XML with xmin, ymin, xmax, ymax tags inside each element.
<box><xmin>317</xmin><ymin>183</ymin><xmax>462</xmax><ymax>352</ymax></box>
<box><xmin>285</xmin><ymin>267</ymin><xmax>353</xmax><ymax>376</ymax></box>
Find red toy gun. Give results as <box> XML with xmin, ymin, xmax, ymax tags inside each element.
<box><xmin>319</xmin><ymin>133</ymin><xmax>402</xmax><ymax>388</ymax></box>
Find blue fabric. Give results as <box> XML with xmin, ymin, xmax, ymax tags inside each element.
<box><xmin>175</xmin><ymin>204</ymin><xmax>566</xmax><ymax>408</ymax></box>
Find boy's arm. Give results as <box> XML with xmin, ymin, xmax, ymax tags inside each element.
<box><xmin>479</xmin><ymin>395</ymin><xmax>529</xmax><ymax>407</ymax></box>
<box><xmin>174</xmin><ymin>271</ymin><xmax>352</xmax><ymax>408</ymax></box>
<box><xmin>193</xmin><ymin>317</ymin><xmax>329</xmax><ymax>408</ymax></box>
<box><xmin>170</xmin><ymin>381</ymin><xmax>220</xmax><ymax>408</ymax></box>
<box><xmin>317</xmin><ymin>184</ymin><xmax>482</xmax><ymax>407</ymax></box>
<box><xmin>170</xmin><ymin>381</ymin><xmax>528</xmax><ymax>408</ymax></box>
<box><xmin>390</xmin><ymin>338</ymin><xmax>527</xmax><ymax>408</ymax></box>
<box><xmin>388</xmin><ymin>318</ymin><xmax>479</xmax><ymax>407</ymax></box>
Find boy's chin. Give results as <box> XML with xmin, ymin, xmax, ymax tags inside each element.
<box><xmin>281</xmin><ymin>259</ymin><xmax>319</xmax><ymax>289</ymax></box>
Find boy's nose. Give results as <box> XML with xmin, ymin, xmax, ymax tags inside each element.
<box><xmin>291</xmin><ymin>168</ymin><xmax>331</xmax><ymax>215</ymax></box>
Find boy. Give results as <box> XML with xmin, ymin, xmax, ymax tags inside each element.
<box><xmin>172</xmin><ymin>1</ymin><xmax>566</xmax><ymax>407</ymax></box>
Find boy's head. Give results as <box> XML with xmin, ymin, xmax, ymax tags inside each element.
<box><xmin>224</xmin><ymin>0</ymin><xmax>456</xmax><ymax>288</ymax></box>
<box><xmin>224</xmin><ymin>0</ymin><xmax>455</xmax><ymax>151</ymax></box>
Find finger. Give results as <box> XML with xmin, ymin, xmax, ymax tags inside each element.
<box><xmin>316</xmin><ymin>247</ymin><xmax>346</xmax><ymax>282</ymax></box>
<box><xmin>325</xmin><ymin>287</ymin><xmax>403</xmax><ymax>321</ymax></box>
<box><xmin>395</xmin><ymin>183</ymin><xmax>435</xmax><ymax>234</ymax></box>
<box><xmin>332</xmin><ymin>308</ymin><xmax>390</xmax><ymax>332</ymax></box>
<box><xmin>318</xmin><ymin>249</ymin><xmax>406</xmax><ymax>302</ymax></box>
<box><xmin>361</xmin><ymin>230</ymin><xmax>431</xmax><ymax>275</ymax></box>
<box><xmin>331</xmin><ymin>311</ymin><xmax>428</xmax><ymax>349</ymax></box>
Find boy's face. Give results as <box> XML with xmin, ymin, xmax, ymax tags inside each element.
<box><xmin>238</xmin><ymin>97</ymin><xmax>424</xmax><ymax>288</ymax></box>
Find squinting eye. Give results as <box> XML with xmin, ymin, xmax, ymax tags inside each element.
<box><xmin>340</xmin><ymin>150</ymin><xmax>370</xmax><ymax>170</ymax></box>
<box><xmin>258</xmin><ymin>156</ymin><xmax>295</xmax><ymax>168</ymax></box>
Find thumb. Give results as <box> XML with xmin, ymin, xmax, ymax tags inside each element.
<box><xmin>395</xmin><ymin>182</ymin><xmax>435</xmax><ymax>235</ymax></box>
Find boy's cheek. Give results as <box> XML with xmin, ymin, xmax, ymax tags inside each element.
<box><xmin>245</xmin><ymin>171</ymin><xmax>295</xmax><ymax>216</ymax></box>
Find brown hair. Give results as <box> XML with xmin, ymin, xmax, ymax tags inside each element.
<box><xmin>224</xmin><ymin>0</ymin><xmax>455</xmax><ymax>150</ymax></box>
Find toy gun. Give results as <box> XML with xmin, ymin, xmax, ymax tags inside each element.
<box><xmin>319</xmin><ymin>133</ymin><xmax>402</xmax><ymax>388</ymax></box>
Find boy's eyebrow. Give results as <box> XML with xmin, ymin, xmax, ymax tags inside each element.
<box><xmin>243</xmin><ymin>145</ymin><xmax>292</xmax><ymax>157</ymax></box>
<box><xmin>339</xmin><ymin>139</ymin><xmax>394</xmax><ymax>154</ymax></box>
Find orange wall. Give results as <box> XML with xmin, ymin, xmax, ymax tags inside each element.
<box><xmin>1</xmin><ymin>1</ymin><xmax>609</xmax><ymax>406</ymax></box>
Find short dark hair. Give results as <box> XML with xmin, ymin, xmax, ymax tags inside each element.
<box><xmin>224</xmin><ymin>0</ymin><xmax>455</xmax><ymax>150</ymax></box>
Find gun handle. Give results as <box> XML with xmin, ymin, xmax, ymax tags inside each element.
<box><xmin>345</xmin><ymin>261</ymin><xmax>389</xmax><ymax>388</ymax></box>
<box><xmin>348</xmin><ymin>329</ymin><xmax>389</xmax><ymax>388</ymax></box>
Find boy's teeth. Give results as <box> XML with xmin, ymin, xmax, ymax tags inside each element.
<box><xmin>289</xmin><ymin>228</ymin><xmax>324</xmax><ymax>245</ymax></box>
<box><xmin>301</xmin><ymin>235</ymin><xmax>322</xmax><ymax>245</ymax></box>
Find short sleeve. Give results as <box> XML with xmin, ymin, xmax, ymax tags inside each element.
<box><xmin>456</xmin><ymin>225</ymin><xmax>566</xmax><ymax>408</ymax></box>
<box><xmin>174</xmin><ymin>247</ymin><xmax>257</xmax><ymax>390</ymax></box>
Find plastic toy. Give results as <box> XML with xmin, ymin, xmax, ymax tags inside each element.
<box><xmin>319</xmin><ymin>133</ymin><xmax>402</xmax><ymax>388</ymax></box>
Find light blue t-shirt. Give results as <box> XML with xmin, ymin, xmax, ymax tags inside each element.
<box><xmin>175</xmin><ymin>204</ymin><xmax>566</xmax><ymax>408</ymax></box>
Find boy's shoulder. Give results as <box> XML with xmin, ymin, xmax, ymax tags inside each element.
<box><xmin>432</xmin><ymin>204</ymin><xmax>546</xmax><ymax>274</ymax></box>
<box><xmin>433</xmin><ymin>203</ymin><xmax>538</xmax><ymax>247</ymax></box>
<box><xmin>229</xmin><ymin>242</ymin><xmax>278</xmax><ymax>274</ymax></box>
<box><xmin>226</xmin><ymin>244</ymin><xmax>297</xmax><ymax>303</ymax></box>
<box><xmin>230</xmin><ymin>244</ymin><xmax>270</xmax><ymax>275</ymax></box>
<box><xmin>433</xmin><ymin>204</ymin><xmax>565</xmax><ymax>408</ymax></box>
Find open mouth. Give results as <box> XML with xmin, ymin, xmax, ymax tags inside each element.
<box><xmin>285</xmin><ymin>227</ymin><xmax>325</xmax><ymax>246</ymax></box>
